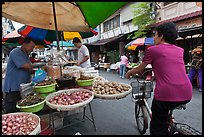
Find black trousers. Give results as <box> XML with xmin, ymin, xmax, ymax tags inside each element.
<box><xmin>150</xmin><ymin>99</ymin><xmax>190</xmax><ymax>135</ymax></box>
<box><xmin>4</xmin><ymin>91</ymin><xmax>21</xmax><ymax>113</ymax></box>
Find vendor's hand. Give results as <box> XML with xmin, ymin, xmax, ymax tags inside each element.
<box><xmin>126</xmin><ymin>70</ymin><xmax>133</xmax><ymax>79</ymax></box>
<box><xmin>76</xmin><ymin>62</ymin><xmax>81</xmax><ymax>66</ymax></box>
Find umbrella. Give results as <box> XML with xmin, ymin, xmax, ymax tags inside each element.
<box><xmin>63</xmin><ymin>28</ymin><xmax>98</xmax><ymax>40</ymax></box>
<box><xmin>2</xmin><ymin>30</ymin><xmax>24</xmax><ymax>44</ymax></box>
<box><xmin>2</xmin><ymin>2</ymin><xmax>127</xmax><ymax>50</ymax></box>
<box><xmin>2</xmin><ymin>42</ymin><xmax>21</xmax><ymax>47</ymax></box>
<box><xmin>18</xmin><ymin>25</ymin><xmax>98</xmax><ymax>42</ymax></box>
<box><xmin>2</xmin><ymin>30</ymin><xmax>51</xmax><ymax>45</ymax></box>
<box><xmin>2</xmin><ymin>2</ymin><xmax>127</xmax><ymax>32</ymax></box>
<box><xmin>125</xmin><ymin>37</ymin><xmax>154</xmax><ymax>50</ymax></box>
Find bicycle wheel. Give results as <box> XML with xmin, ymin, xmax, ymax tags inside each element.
<box><xmin>135</xmin><ymin>101</ymin><xmax>148</xmax><ymax>134</ymax></box>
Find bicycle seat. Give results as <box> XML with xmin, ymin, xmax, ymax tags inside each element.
<box><xmin>175</xmin><ymin>104</ymin><xmax>186</xmax><ymax>110</ymax></box>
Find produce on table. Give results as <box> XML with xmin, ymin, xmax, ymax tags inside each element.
<box><xmin>2</xmin><ymin>113</ymin><xmax>39</xmax><ymax>135</ymax></box>
<box><xmin>35</xmin><ymin>79</ymin><xmax>56</xmax><ymax>86</ymax></box>
<box><xmin>48</xmin><ymin>90</ymin><xmax>92</xmax><ymax>106</ymax></box>
<box><xmin>17</xmin><ymin>93</ymin><xmax>45</xmax><ymax>106</ymax></box>
<box><xmin>91</xmin><ymin>81</ymin><xmax>131</xmax><ymax>95</ymax></box>
<box><xmin>78</xmin><ymin>75</ymin><xmax>94</xmax><ymax>80</ymax></box>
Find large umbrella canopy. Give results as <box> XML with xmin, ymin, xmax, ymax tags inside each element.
<box><xmin>2</xmin><ymin>2</ymin><xmax>127</xmax><ymax>32</ymax></box>
<box><xmin>18</xmin><ymin>25</ymin><xmax>98</xmax><ymax>42</ymax></box>
<box><xmin>63</xmin><ymin>28</ymin><xmax>98</xmax><ymax>40</ymax></box>
<box><xmin>2</xmin><ymin>42</ymin><xmax>21</xmax><ymax>47</ymax></box>
<box><xmin>125</xmin><ymin>37</ymin><xmax>154</xmax><ymax>50</ymax></box>
<box><xmin>2</xmin><ymin>30</ymin><xmax>24</xmax><ymax>44</ymax></box>
<box><xmin>2</xmin><ymin>29</ymin><xmax>51</xmax><ymax>45</ymax></box>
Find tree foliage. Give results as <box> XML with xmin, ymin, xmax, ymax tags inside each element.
<box><xmin>128</xmin><ymin>2</ymin><xmax>156</xmax><ymax>39</ymax></box>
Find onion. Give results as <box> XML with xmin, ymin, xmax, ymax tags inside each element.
<box><xmin>7</xmin><ymin>122</ymin><xmax>13</xmax><ymax>127</ymax></box>
<box><xmin>69</xmin><ymin>100</ymin><xmax>75</xmax><ymax>105</ymax></box>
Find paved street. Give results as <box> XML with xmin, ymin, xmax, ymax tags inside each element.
<box><xmin>2</xmin><ymin>70</ymin><xmax>202</xmax><ymax>135</ymax></box>
<box><xmin>57</xmin><ymin>70</ymin><xmax>202</xmax><ymax>135</ymax></box>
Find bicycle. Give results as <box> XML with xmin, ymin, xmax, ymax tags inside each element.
<box><xmin>130</xmin><ymin>69</ymin><xmax>202</xmax><ymax>135</ymax></box>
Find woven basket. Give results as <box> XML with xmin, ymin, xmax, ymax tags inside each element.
<box><xmin>93</xmin><ymin>83</ymin><xmax>132</xmax><ymax>100</ymax></box>
<box><xmin>2</xmin><ymin>112</ymin><xmax>41</xmax><ymax>135</ymax></box>
<box><xmin>45</xmin><ymin>88</ymin><xmax>94</xmax><ymax>111</ymax></box>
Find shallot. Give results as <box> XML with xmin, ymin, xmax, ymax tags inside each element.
<box><xmin>2</xmin><ymin>114</ymin><xmax>38</xmax><ymax>135</ymax></box>
<box><xmin>49</xmin><ymin>90</ymin><xmax>92</xmax><ymax>106</ymax></box>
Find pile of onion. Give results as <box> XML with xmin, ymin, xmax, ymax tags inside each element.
<box><xmin>49</xmin><ymin>90</ymin><xmax>92</xmax><ymax>105</ymax></box>
<box><xmin>2</xmin><ymin>113</ymin><xmax>39</xmax><ymax>135</ymax></box>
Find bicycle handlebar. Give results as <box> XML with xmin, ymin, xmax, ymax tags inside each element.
<box><xmin>134</xmin><ymin>68</ymin><xmax>153</xmax><ymax>83</ymax></box>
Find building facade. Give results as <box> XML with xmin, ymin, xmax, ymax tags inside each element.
<box><xmin>84</xmin><ymin>2</ymin><xmax>140</xmax><ymax>64</ymax></box>
<box><xmin>151</xmin><ymin>2</ymin><xmax>202</xmax><ymax>64</ymax></box>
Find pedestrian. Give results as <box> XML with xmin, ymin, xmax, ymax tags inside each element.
<box><xmin>126</xmin><ymin>22</ymin><xmax>192</xmax><ymax>135</ymax></box>
<box><xmin>120</xmin><ymin>52</ymin><xmax>128</xmax><ymax>78</ymax></box>
<box><xmin>2</xmin><ymin>37</ymin><xmax>35</xmax><ymax>113</ymax></box>
<box><xmin>73</xmin><ymin>37</ymin><xmax>91</xmax><ymax>68</ymax></box>
<box><xmin>188</xmin><ymin>43</ymin><xmax>202</xmax><ymax>92</ymax></box>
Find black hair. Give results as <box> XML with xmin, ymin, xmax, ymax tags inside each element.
<box><xmin>73</xmin><ymin>37</ymin><xmax>81</xmax><ymax>43</ymax></box>
<box><xmin>154</xmin><ymin>22</ymin><xmax>178</xmax><ymax>44</ymax></box>
<box><xmin>23</xmin><ymin>37</ymin><xmax>35</xmax><ymax>44</ymax></box>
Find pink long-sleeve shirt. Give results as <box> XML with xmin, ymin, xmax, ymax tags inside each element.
<box><xmin>142</xmin><ymin>44</ymin><xmax>192</xmax><ymax>102</ymax></box>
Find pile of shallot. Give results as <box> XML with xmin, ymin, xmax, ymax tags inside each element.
<box><xmin>49</xmin><ymin>90</ymin><xmax>92</xmax><ymax>105</ymax></box>
<box><xmin>2</xmin><ymin>113</ymin><xmax>39</xmax><ymax>135</ymax></box>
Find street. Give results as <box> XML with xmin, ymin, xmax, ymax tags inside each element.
<box><xmin>56</xmin><ymin>70</ymin><xmax>202</xmax><ymax>135</ymax></box>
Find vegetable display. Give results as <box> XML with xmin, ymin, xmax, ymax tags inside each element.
<box><xmin>17</xmin><ymin>93</ymin><xmax>45</xmax><ymax>106</ymax></box>
<box><xmin>2</xmin><ymin>113</ymin><xmax>40</xmax><ymax>135</ymax></box>
<box><xmin>35</xmin><ymin>79</ymin><xmax>55</xmax><ymax>86</ymax></box>
<box><xmin>92</xmin><ymin>81</ymin><xmax>131</xmax><ymax>95</ymax></box>
<box><xmin>48</xmin><ymin>90</ymin><xmax>92</xmax><ymax>105</ymax></box>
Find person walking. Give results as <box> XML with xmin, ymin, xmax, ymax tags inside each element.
<box><xmin>73</xmin><ymin>37</ymin><xmax>91</xmax><ymax>68</ymax></box>
<box><xmin>188</xmin><ymin>43</ymin><xmax>202</xmax><ymax>92</ymax></box>
<box><xmin>3</xmin><ymin>37</ymin><xmax>35</xmax><ymax>113</ymax></box>
<box><xmin>120</xmin><ymin>52</ymin><xmax>128</xmax><ymax>78</ymax></box>
<box><xmin>126</xmin><ymin>22</ymin><xmax>192</xmax><ymax>135</ymax></box>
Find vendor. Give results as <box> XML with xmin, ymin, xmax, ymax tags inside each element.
<box><xmin>73</xmin><ymin>37</ymin><xmax>91</xmax><ymax>68</ymax></box>
<box><xmin>2</xmin><ymin>37</ymin><xmax>35</xmax><ymax>113</ymax></box>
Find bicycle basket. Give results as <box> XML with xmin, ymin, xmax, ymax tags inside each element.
<box><xmin>131</xmin><ymin>80</ymin><xmax>153</xmax><ymax>100</ymax></box>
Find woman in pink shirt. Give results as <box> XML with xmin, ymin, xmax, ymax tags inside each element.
<box><xmin>120</xmin><ymin>52</ymin><xmax>128</xmax><ymax>78</ymax></box>
<box><xmin>126</xmin><ymin>22</ymin><xmax>192</xmax><ymax>135</ymax></box>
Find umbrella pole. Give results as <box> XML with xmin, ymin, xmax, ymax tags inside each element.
<box><xmin>52</xmin><ymin>2</ymin><xmax>62</xmax><ymax>78</ymax></box>
<box><xmin>52</xmin><ymin>2</ymin><xmax>60</xmax><ymax>51</ymax></box>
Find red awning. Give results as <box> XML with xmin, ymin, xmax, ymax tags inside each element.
<box><xmin>149</xmin><ymin>10</ymin><xmax>202</xmax><ymax>27</ymax></box>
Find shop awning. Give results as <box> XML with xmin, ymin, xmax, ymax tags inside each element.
<box><xmin>85</xmin><ymin>35</ymin><xmax>124</xmax><ymax>46</ymax></box>
<box><xmin>178</xmin><ymin>25</ymin><xmax>202</xmax><ymax>38</ymax></box>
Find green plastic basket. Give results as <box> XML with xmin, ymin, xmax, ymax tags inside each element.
<box><xmin>40</xmin><ymin>90</ymin><xmax>56</xmax><ymax>98</ymax></box>
<box><xmin>34</xmin><ymin>83</ymin><xmax>56</xmax><ymax>93</ymax></box>
<box><xmin>16</xmin><ymin>100</ymin><xmax>45</xmax><ymax>113</ymax></box>
<box><xmin>76</xmin><ymin>78</ymin><xmax>94</xmax><ymax>86</ymax></box>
